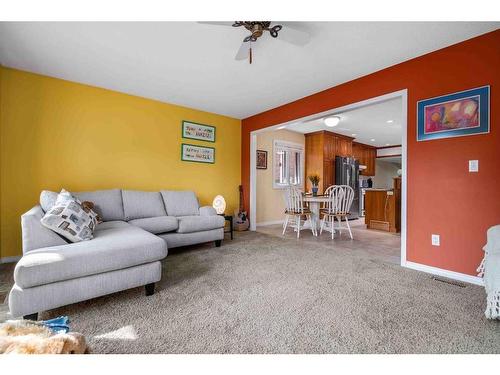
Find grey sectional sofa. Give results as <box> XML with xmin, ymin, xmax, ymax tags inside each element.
<box><xmin>9</xmin><ymin>189</ymin><xmax>225</xmax><ymax>319</ymax></box>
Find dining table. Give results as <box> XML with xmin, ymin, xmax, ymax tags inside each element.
<box><xmin>303</xmin><ymin>194</ymin><xmax>331</xmax><ymax>232</ymax></box>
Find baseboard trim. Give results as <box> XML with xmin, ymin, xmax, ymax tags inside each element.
<box><xmin>404</xmin><ymin>261</ymin><xmax>484</xmax><ymax>286</ymax></box>
<box><xmin>256</xmin><ymin>220</ymin><xmax>284</xmax><ymax>227</ymax></box>
<box><xmin>0</xmin><ymin>256</ymin><xmax>21</xmax><ymax>264</ymax></box>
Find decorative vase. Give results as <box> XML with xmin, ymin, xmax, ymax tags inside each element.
<box><xmin>312</xmin><ymin>186</ymin><xmax>318</xmax><ymax>196</ymax></box>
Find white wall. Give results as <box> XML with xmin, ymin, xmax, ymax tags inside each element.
<box><xmin>372</xmin><ymin>159</ymin><xmax>401</xmax><ymax>189</ymax></box>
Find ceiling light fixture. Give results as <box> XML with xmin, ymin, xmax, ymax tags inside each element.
<box><xmin>387</xmin><ymin>120</ymin><xmax>394</xmax><ymax>123</ymax></box>
<box><xmin>370</xmin><ymin>139</ymin><xmax>376</xmax><ymax>142</ymax></box>
<box><xmin>324</xmin><ymin>116</ymin><xmax>340</xmax><ymax>127</ymax></box>
<box><xmin>351</xmin><ymin>133</ymin><xmax>357</xmax><ymax>137</ymax></box>
<box><xmin>277</xmin><ymin>125</ymin><xmax>287</xmax><ymax>130</ymax></box>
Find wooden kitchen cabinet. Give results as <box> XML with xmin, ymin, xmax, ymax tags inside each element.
<box><xmin>336</xmin><ymin>137</ymin><xmax>352</xmax><ymax>157</ymax></box>
<box><xmin>364</xmin><ymin>178</ymin><xmax>401</xmax><ymax>233</ymax></box>
<box><xmin>352</xmin><ymin>141</ymin><xmax>376</xmax><ymax>176</ymax></box>
<box><xmin>305</xmin><ymin>131</ymin><xmax>355</xmax><ymax>192</ymax></box>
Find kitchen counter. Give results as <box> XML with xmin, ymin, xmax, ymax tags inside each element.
<box><xmin>364</xmin><ymin>178</ymin><xmax>401</xmax><ymax>233</ymax></box>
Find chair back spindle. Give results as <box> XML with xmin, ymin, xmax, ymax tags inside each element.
<box><xmin>284</xmin><ymin>186</ymin><xmax>305</xmax><ymax>214</ymax></box>
<box><xmin>326</xmin><ymin>185</ymin><xmax>354</xmax><ymax>215</ymax></box>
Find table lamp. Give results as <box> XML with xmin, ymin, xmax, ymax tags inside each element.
<box><xmin>212</xmin><ymin>195</ymin><xmax>226</xmax><ymax>215</ymax></box>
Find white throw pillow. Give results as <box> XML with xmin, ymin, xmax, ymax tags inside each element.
<box><xmin>40</xmin><ymin>189</ymin><xmax>98</xmax><ymax>242</ymax></box>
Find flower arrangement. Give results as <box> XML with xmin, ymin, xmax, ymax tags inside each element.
<box><xmin>308</xmin><ymin>174</ymin><xmax>320</xmax><ymax>187</ymax></box>
<box><xmin>308</xmin><ymin>174</ymin><xmax>320</xmax><ymax>196</ymax></box>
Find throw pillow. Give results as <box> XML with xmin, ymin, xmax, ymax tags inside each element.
<box><xmin>59</xmin><ymin>190</ymin><xmax>101</xmax><ymax>227</ymax></box>
<box><xmin>40</xmin><ymin>190</ymin><xmax>98</xmax><ymax>242</ymax></box>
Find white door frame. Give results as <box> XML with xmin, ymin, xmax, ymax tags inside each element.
<box><xmin>249</xmin><ymin>89</ymin><xmax>408</xmax><ymax>265</ymax></box>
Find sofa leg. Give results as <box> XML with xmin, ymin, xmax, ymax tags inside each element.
<box><xmin>215</xmin><ymin>240</ymin><xmax>222</xmax><ymax>247</ymax></box>
<box><xmin>24</xmin><ymin>313</ymin><xmax>38</xmax><ymax>321</ymax></box>
<box><xmin>145</xmin><ymin>283</ymin><xmax>155</xmax><ymax>296</ymax></box>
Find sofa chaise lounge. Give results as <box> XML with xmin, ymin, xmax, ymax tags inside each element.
<box><xmin>9</xmin><ymin>189</ymin><xmax>225</xmax><ymax>320</ymax></box>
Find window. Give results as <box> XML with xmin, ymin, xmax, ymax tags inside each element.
<box><xmin>273</xmin><ymin>140</ymin><xmax>304</xmax><ymax>189</ymax></box>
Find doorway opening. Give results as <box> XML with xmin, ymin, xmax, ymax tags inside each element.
<box><xmin>249</xmin><ymin>90</ymin><xmax>407</xmax><ymax>266</ymax></box>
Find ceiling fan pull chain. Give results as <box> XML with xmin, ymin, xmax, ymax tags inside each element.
<box><xmin>249</xmin><ymin>46</ymin><xmax>252</xmax><ymax>64</ymax></box>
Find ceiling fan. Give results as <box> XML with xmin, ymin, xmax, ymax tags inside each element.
<box><xmin>200</xmin><ymin>21</ymin><xmax>311</xmax><ymax>64</ymax></box>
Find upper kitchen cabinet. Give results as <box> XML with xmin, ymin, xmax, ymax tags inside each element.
<box><xmin>352</xmin><ymin>141</ymin><xmax>376</xmax><ymax>176</ymax></box>
<box><xmin>305</xmin><ymin>131</ymin><xmax>355</xmax><ymax>192</ymax></box>
<box><xmin>336</xmin><ymin>136</ymin><xmax>352</xmax><ymax>157</ymax></box>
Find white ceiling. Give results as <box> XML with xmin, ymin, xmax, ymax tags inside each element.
<box><xmin>0</xmin><ymin>22</ymin><xmax>497</xmax><ymax>119</ymax></box>
<box><xmin>284</xmin><ymin>97</ymin><xmax>402</xmax><ymax>147</ymax></box>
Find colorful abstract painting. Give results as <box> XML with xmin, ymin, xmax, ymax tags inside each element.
<box><xmin>417</xmin><ymin>86</ymin><xmax>489</xmax><ymax>141</ymax></box>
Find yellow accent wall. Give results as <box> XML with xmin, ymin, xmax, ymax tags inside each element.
<box><xmin>0</xmin><ymin>67</ymin><xmax>241</xmax><ymax>258</ymax></box>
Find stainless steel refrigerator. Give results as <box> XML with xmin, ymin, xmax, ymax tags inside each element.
<box><xmin>334</xmin><ymin>156</ymin><xmax>360</xmax><ymax>219</ymax></box>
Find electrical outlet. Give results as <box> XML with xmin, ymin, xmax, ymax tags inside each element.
<box><xmin>431</xmin><ymin>234</ymin><xmax>440</xmax><ymax>246</ymax></box>
<box><xmin>469</xmin><ymin>160</ymin><xmax>479</xmax><ymax>172</ymax></box>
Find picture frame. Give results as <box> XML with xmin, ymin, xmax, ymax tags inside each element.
<box><xmin>256</xmin><ymin>150</ymin><xmax>268</xmax><ymax>169</ymax></box>
<box><xmin>417</xmin><ymin>86</ymin><xmax>490</xmax><ymax>141</ymax></box>
<box><xmin>181</xmin><ymin>143</ymin><xmax>215</xmax><ymax>164</ymax></box>
<box><xmin>182</xmin><ymin>120</ymin><xmax>216</xmax><ymax>143</ymax></box>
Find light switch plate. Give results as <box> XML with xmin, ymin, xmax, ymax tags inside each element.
<box><xmin>431</xmin><ymin>234</ymin><xmax>440</xmax><ymax>246</ymax></box>
<box><xmin>469</xmin><ymin>160</ymin><xmax>479</xmax><ymax>172</ymax></box>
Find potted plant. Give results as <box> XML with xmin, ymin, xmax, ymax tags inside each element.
<box><xmin>308</xmin><ymin>174</ymin><xmax>320</xmax><ymax>196</ymax></box>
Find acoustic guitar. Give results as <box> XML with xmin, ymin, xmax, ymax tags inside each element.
<box><xmin>234</xmin><ymin>185</ymin><xmax>249</xmax><ymax>231</ymax></box>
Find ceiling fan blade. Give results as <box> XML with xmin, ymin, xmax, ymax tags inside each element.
<box><xmin>235</xmin><ymin>41</ymin><xmax>251</xmax><ymax>60</ymax></box>
<box><xmin>197</xmin><ymin>21</ymin><xmax>234</xmax><ymax>27</ymax></box>
<box><xmin>278</xmin><ymin>25</ymin><xmax>311</xmax><ymax>46</ymax></box>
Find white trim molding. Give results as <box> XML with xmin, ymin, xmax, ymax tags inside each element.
<box><xmin>404</xmin><ymin>261</ymin><xmax>484</xmax><ymax>286</ymax></box>
<box><xmin>250</xmin><ymin>133</ymin><xmax>257</xmax><ymax>231</ymax></box>
<box><xmin>0</xmin><ymin>256</ymin><xmax>21</xmax><ymax>264</ymax></box>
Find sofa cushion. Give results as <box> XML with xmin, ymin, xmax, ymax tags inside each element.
<box><xmin>14</xmin><ymin>224</ymin><xmax>167</xmax><ymax>289</ymax></box>
<box><xmin>129</xmin><ymin>216</ymin><xmax>178</xmax><ymax>234</ymax></box>
<box><xmin>74</xmin><ymin>189</ymin><xmax>124</xmax><ymax>221</ymax></box>
<box><xmin>161</xmin><ymin>190</ymin><xmax>199</xmax><ymax>217</ymax></box>
<box><xmin>176</xmin><ymin>215</ymin><xmax>225</xmax><ymax>234</ymax></box>
<box><xmin>40</xmin><ymin>190</ymin><xmax>58</xmax><ymax>212</ymax></box>
<box><xmin>122</xmin><ymin>190</ymin><xmax>166</xmax><ymax>220</ymax></box>
<box><xmin>95</xmin><ymin>220</ymin><xmax>130</xmax><ymax>231</ymax></box>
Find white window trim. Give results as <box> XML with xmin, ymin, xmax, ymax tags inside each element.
<box><xmin>272</xmin><ymin>140</ymin><xmax>304</xmax><ymax>189</ymax></box>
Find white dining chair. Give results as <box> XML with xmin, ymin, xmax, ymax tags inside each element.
<box><xmin>283</xmin><ymin>186</ymin><xmax>317</xmax><ymax>238</ymax></box>
<box><xmin>322</xmin><ymin>185</ymin><xmax>335</xmax><ymax>211</ymax></box>
<box><xmin>319</xmin><ymin>185</ymin><xmax>354</xmax><ymax>239</ymax></box>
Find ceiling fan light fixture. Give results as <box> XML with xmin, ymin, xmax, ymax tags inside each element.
<box><xmin>324</xmin><ymin>116</ymin><xmax>340</xmax><ymax>127</ymax></box>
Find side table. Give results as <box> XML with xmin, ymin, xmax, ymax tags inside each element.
<box><xmin>219</xmin><ymin>214</ymin><xmax>233</xmax><ymax>240</ymax></box>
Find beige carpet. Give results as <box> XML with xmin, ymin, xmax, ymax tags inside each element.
<box><xmin>7</xmin><ymin>230</ymin><xmax>500</xmax><ymax>353</ymax></box>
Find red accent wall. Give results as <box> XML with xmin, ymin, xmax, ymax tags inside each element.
<box><xmin>241</xmin><ymin>29</ymin><xmax>500</xmax><ymax>276</ymax></box>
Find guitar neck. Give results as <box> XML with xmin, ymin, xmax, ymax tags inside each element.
<box><xmin>238</xmin><ymin>185</ymin><xmax>244</xmax><ymax>213</ymax></box>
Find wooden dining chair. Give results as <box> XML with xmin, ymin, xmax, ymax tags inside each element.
<box><xmin>320</xmin><ymin>185</ymin><xmax>354</xmax><ymax>239</ymax></box>
<box><xmin>282</xmin><ymin>186</ymin><xmax>317</xmax><ymax>238</ymax></box>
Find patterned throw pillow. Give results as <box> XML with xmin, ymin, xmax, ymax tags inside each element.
<box><xmin>40</xmin><ymin>189</ymin><xmax>99</xmax><ymax>242</ymax></box>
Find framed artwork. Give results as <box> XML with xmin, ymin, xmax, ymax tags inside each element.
<box><xmin>181</xmin><ymin>143</ymin><xmax>215</xmax><ymax>164</ymax></box>
<box><xmin>417</xmin><ymin>86</ymin><xmax>489</xmax><ymax>141</ymax></box>
<box><xmin>182</xmin><ymin>120</ymin><xmax>216</xmax><ymax>142</ymax></box>
<box><xmin>256</xmin><ymin>150</ymin><xmax>268</xmax><ymax>169</ymax></box>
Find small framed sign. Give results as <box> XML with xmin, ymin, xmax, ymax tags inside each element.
<box><xmin>256</xmin><ymin>150</ymin><xmax>267</xmax><ymax>169</ymax></box>
<box><xmin>182</xmin><ymin>120</ymin><xmax>216</xmax><ymax>143</ymax></box>
<box><xmin>181</xmin><ymin>143</ymin><xmax>215</xmax><ymax>164</ymax></box>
